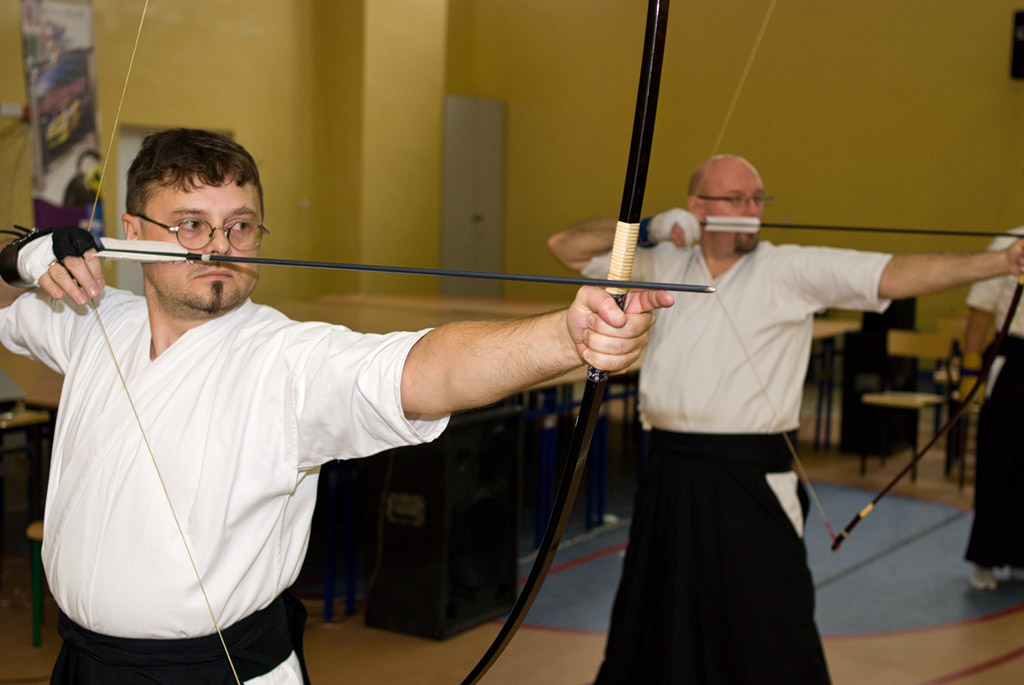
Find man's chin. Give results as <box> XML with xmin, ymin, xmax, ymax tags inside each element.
<box><xmin>191</xmin><ymin>281</ymin><xmax>248</xmax><ymax>316</ymax></box>
<box><xmin>735</xmin><ymin>235</ymin><xmax>760</xmax><ymax>254</ymax></box>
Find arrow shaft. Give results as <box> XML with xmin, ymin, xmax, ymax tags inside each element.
<box><xmin>99</xmin><ymin>247</ymin><xmax>713</xmax><ymax>294</ymax></box>
<box><xmin>762</xmin><ymin>221</ymin><xmax>1013</xmax><ymax>240</ymax></box>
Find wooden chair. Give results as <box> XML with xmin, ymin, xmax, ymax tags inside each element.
<box><xmin>859</xmin><ymin>329</ymin><xmax>953</xmax><ymax>480</ymax></box>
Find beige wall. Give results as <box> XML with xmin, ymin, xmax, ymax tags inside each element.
<box><xmin>3</xmin><ymin>0</ymin><xmax>1024</xmax><ymax>328</ymax></box>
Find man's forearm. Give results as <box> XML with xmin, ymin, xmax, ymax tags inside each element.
<box><xmin>878</xmin><ymin>250</ymin><xmax>1014</xmax><ymax>300</ymax></box>
<box><xmin>963</xmin><ymin>307</ymin><xmax>994</xmax><ymax>356</ymax></box>
<box><xmin>548</xmin><ymin>218</ymin><xmax>617</xmax><ymax>272</ymax></box>
<box><xmin>400</xmin><ymin>311</ymin><xmax>579</xmax><ymax>417</ymax></box>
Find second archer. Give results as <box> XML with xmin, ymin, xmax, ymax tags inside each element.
<box><xmin>548</xmin><ymin>153</ymin><xmax>1024</xmax><ymax>684</ymax></box>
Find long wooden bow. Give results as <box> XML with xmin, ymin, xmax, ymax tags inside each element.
<box><xmin>460</xmin><ymin>1</ymin><xmax>670</xmax><ymax>682</ymax></box>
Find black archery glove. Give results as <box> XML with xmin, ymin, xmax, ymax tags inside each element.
<box><xmin>0</xmin><ymin>226</ymin><xmax>98</xmax><ymax>288</ymax></box>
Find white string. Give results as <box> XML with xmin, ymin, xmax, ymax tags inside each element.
<box><xmin>82</xmin><ymin>0</ymin><xmax>240</xmax><ymax>679</ymax></box>
<box><xmin>88</xmin><ymin>305</ymin><xmax>240</xmax><ymax>682</ymax></box>
<box><xmin>711</xmin><ymin>292</ymin><xmax>837</xmax><ymax>540</ymax></box>
<box><xmin>709</xmin><ymin>0</ymin><xmax>779</xmax><ymax>156</ymax></box>
<box><xmin>702</xmin><ymin>0</ymin><xmax>835</xmax><ymax>538</ymax></box>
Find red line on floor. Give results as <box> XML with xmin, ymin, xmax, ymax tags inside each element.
<box><xmin>916</xmin><ymin>642</ymin><xmax>1024</xmax><ymax>684</ymax></box>
<box><xmin>518</xmin><ymin>541</ymin><xmax>628</xmax><ymax>585</ymax></box>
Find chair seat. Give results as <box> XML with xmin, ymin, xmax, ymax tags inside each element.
<box><xmin>861</xmin><ymin>391</ymin><xmax>944</xmax><ymax>409</ymax></box>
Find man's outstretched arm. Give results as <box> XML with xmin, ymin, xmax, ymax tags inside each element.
<box><xmin>400</xmin><ymin>286</ymin><xmax>673</xmax><ymax>417</ymax></box>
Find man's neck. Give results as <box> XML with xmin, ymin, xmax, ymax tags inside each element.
<box><xmin>148</xmin><ymin>313</ymin><xmax>201</xmax><ymax>359</ymax></box>
<box><xmin>702</xmin><ymin>249</ymin><xmax>743</xmax><ymax>280</ymax></box>
<box><xmin>146</xmin><ymin>301</ymin><xmax>239</xmax><ymax>359</ymax></box>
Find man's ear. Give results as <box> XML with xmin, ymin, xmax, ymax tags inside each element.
<box><xmin>122</xmin><ymin>214</ymin><xmax>140</xmax><ymax>240</ymax></box>
<box><xmin>685</xmin><ymin>195</ymin><xmax>702</xmax><ymax>217</ymax></box>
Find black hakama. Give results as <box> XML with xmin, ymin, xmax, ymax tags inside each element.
<box><xmin>965</xmin><ymin>336</ymin><xmax>1024</xmax><ymax>569</ymax></box>
<box><xmin>595</xmin><ymin>431</ymin><xmax>830</xmax><ymax>684</ymax></box>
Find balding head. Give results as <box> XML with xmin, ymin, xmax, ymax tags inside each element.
<box><xmin>687</xmin><ymin>154</ymin><xmax>762</xmax><ymax>197</ymax></box>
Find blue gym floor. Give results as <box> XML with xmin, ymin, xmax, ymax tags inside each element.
<box><xmin>518</xmin><ymin>482</ymin><xmax>1024</xmax><ymax>637</ymax></box>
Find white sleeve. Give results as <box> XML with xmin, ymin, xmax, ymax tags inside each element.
<box><xmin>291</xmin><ymin>327</ymin><xmax>449</xmax><ymax>468</ymax></box>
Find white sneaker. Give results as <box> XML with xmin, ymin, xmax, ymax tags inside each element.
<box><xmin>969</xmin><ymin>566</ymin><xmax>998</xmax><ymax>590</ymax></box>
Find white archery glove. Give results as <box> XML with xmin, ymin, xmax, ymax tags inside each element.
<box><xmin>639</xmin><ymin>208</ymin><xmax>700</xmax><ymax>247</ymax></box>
<box><xmin>0</xmin><ymin>226</ymin><xmax>99</xmax><ymax>288</ymax></box>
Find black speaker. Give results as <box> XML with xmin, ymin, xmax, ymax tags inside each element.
<box><xmin>1013</xmin><ymin>11</ymin><xmax>1024</xmax><ymax>79</ymax></box>
<box><xmin>364</xmin><ymin>403</ymin><xmax>521</xmax><ymax>639</ymax></box>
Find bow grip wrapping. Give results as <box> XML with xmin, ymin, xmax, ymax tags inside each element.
<box><xmin>587</xmin><ymin>220</ymin><xmax>640</xmax><ymax>382</ymax></box>
<box><xmin>587</xmin><ymin>220</ymin><xmax>640</xmax><ymax>381</ymax></box>
<box><xmin>606</xmin><ymin>220</ymin><xmax>640</xmax><ymax>291</ymax></box>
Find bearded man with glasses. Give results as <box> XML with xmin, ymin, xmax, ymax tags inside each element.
<box><xmin>549</xmin><ymin>153</ymin><xmax>1024</xmax><ymax>684</ymax></box>
<box><xmin>0</xmin><ymin>128</ymin><xmax>673</xmax><ymax>684</ymax></box>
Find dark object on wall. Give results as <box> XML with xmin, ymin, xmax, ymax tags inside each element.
<box><xmin>364</xmin><ymin>403</ymin><xmax>521</xmax><ymax>640</ymax></box>
<box><xmin>1013</xmin><ymin>11</ymin><xmax>1024</xmax><ymax>79</ymax></box>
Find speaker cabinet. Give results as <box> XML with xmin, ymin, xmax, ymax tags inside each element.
<box><xmin>364</xmin><ymin>404</ymin><xmax>521</xmax><ymax>639</ymax></box>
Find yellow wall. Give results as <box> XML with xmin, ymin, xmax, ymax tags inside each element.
<box><xmin>360</xmin><ymin>0</ymin><xmax>446</xmax><ymax>295</ymax></box>
<box><xmin>3</xmin><ymin>0</ymin><xmax>1024</xmax><ymax>329</ymax></box>
<box><xmin>454</xmin><ymin>0</ymin><xmax>1024</xmax><ymax>328</ymax></box>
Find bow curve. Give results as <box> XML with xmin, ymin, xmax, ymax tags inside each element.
<box><xmin>460</xmin><ymin>1</ymin><xmax>670</xmax><ymax>681</ymax></box>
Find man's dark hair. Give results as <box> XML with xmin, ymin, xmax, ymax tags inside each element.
<box><xmin>125</xmin><ymin>128</ymin><xmax>264</xmax><ymax>216</ymax></box>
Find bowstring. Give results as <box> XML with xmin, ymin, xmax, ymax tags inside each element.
<box><xmin>709</xmin><ymin>0</ymin><xmax>778</xmax><ymax>157</ymax></box>
<box><xmin>712</xmin><ymin>295</ymin><xmax>837</xmax><ymax>541</ymax></box>
<box><xmin>82</xmin><ymin>1</ymin><xmax>240</xmax><ymax>680</ymax></box>
<box><xmin>702</xmin><ymin>0</ymin><xmax>836</xmax><ymax>537</ymax></box>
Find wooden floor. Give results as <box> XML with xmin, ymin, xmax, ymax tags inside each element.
<box><xmin>1</xmin><ymin>415</ymin><xmax>1022</xmax><ymax>684</ymax></box>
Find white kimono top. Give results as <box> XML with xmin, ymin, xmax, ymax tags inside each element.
<box><xmin>0</xmin><ymin>288</ymin><xmax>447</xmax><ymax>641</ymax></box>
<box><xmin>586</xmin><ymin>240</ymin><xmax>891</xmax><ymax>538</ymax></box>
<box><xmin>584</xmin><ymin>241</ymin><xmax>892</xmax><ymax>434</ymax></box>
